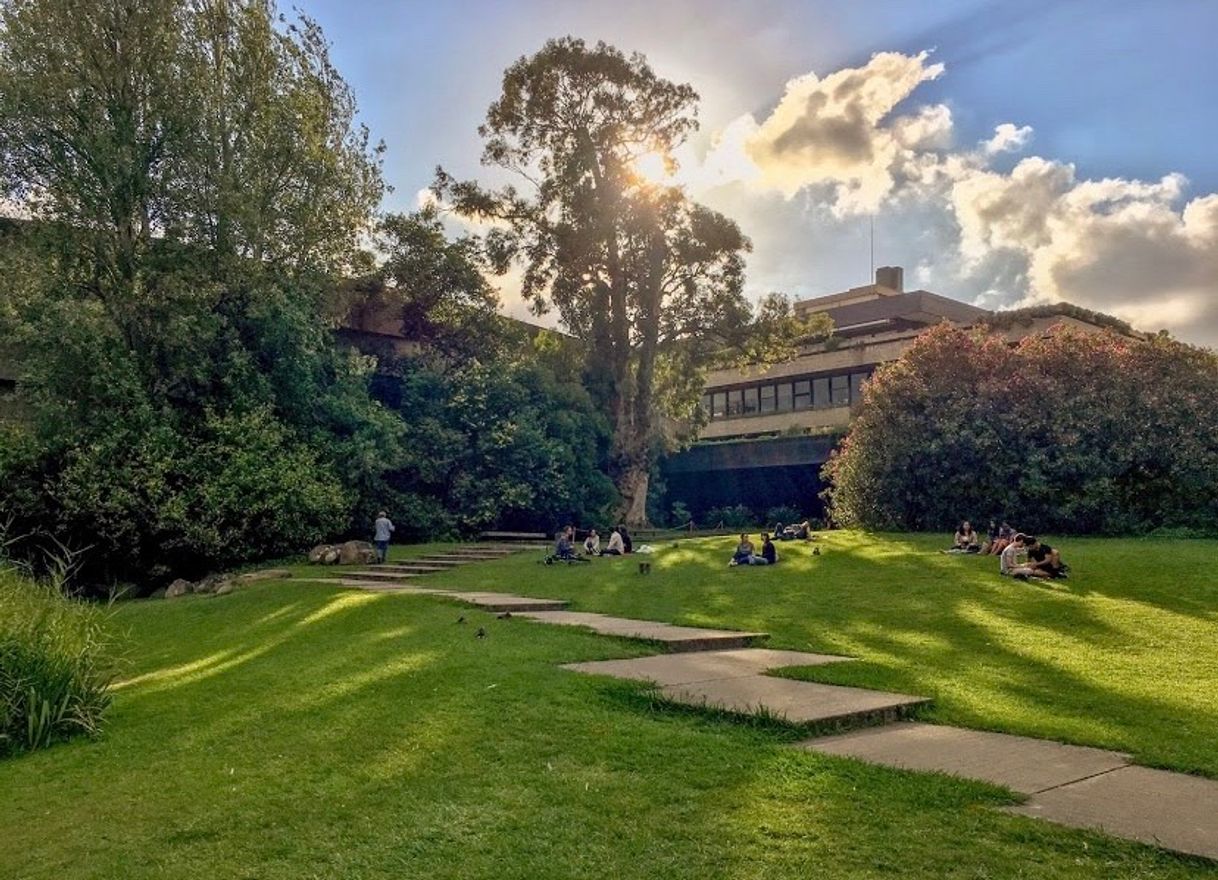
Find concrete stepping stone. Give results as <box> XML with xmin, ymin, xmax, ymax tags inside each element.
<box><xmin>1008</xmin><ymin>765</ymin><xmax>1218</xmax><ymax>860</ymax></box>
<box><xmin>346</xmin><ymin>568</ymin><xmax>441</xmax><ymax>580</ymax></box>
<box><xmin>661</xmin><ymin>676</ymin><xmax>928</xmax><ymax>725</ymax></box>
<box><xmin>515</xmin><ymin>610</ymin><xmax>766</xmax><ymax>652</ymax></box>
<box><xmin>564</xmin><ymin>648</ymin><xmax>851</xmax><ymax>686</ymax></box>
<box><xmin>797</xmin><ymin>722</ymin><xmax>1130</xmax><ymax>795</ymax></box>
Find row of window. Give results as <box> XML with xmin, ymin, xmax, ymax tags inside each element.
<box><xmin>701</xmin><ymin>370</ymin><xmax>872</xmax><ymax>420</ymax></box>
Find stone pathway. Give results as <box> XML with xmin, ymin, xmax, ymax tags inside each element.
<box><xmin>306</xmin><ymin>569</ymin><xmax>1218</xmax><ymax>861</ymax></box>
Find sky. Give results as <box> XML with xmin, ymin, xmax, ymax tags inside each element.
<box><xmin>305</xmin><ymin>0</ymin><xmax>1218</xmax><ymax>346</ymax></box>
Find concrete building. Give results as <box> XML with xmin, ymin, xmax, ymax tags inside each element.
<box><xmin>664</xmin><ymin>267</ymin><xmax>1133</xmax><ymax>521</ymax></box>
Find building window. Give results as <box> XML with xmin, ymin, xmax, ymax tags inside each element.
<box><xmin>777</xmin><ymin>382</ymin><xmax>793</xmax><ymax>411</ymax></box>
<box><xmin>759</xmin><ymin>384</ymin><xmax>776</xmax><ymax>413</ymax></box>
<box><xmin>712</xmin><ymin>392</ymin><xmax>726</xmax><ymax>418</ymax></box>
<box><xmin>701</xmin><ymin>394</ymin><xmax>711</xmax><ymax>416</ymax></box>
<box><xmin>850</xmin><ymin>372</ymin><xmax>869</xmax><ymax>404</ymax></box>
<box><xmin>793</xmin><ymin>379</ymin><xmax>811</xmax><ymax>409</ymax></box>
<box><xmin>831</xmin><ymin>374</ymin><xmax>850</xmax><ymax>404</ymax></box>
<box><xmin>813</xmin><ymin>377</ymin><xmax>830</xmax><ymax>408</ymax></box>
<box><xmin>742</xmin><ymin>386</ymin><xmax>759</xmax><ymax>414</ymax></box>
<box><xmin>727</xmin><ymin>389</ymin><xmax>742</xmax><ymax>416</ymax></box>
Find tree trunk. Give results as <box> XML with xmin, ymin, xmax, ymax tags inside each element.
<box><xmin>617</xmin><ymin>463</ymin><xmax>650</xmax><ymax>527</ymax></box>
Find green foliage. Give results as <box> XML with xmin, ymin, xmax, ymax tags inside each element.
<box><xmin>436</xmin><ymin>37</ymin><xmax>767</xmax><ymax>522</ymax></box>
<box><xmin>0</xmin><ymin>570</ymin><xmax>117</xmax><ymax>756</ymax></box>
<box><xmin>704</xmin><ymin>504</ymin><xmax>755</xmax><ymax>528</ymax></box>
<box><xmin>0</xmin><ymin>2</ymin><xmax>393</xmax><ymax>583</ymax></box>
<box><xmin>764</xmin><ymin>505</ymin><xmax>803</xmax><ymax>527</ymax></box>
<box><xmin>669</xmin><ymin>501</ymin><xmax>691</xmax><ymax>526</ymax></box>
<box><xmin>369</xmin><ymin>356</ymin><xmax>617</xmax><ymax>537</ymax></box>
<box><xmin>825</xmin><ymin>324</ymin><xmax>1218</xmax><ymax>533</ymax></box>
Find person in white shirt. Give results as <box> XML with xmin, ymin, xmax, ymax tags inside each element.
<box><xmin>373</xmin><ymin>511</ymin><xmax>394</xmax><ymax>563</ymax></box>
<box><xmin>583</xmin><ymin>529</ymin><xmax>600</xmax><ymax>555</ymax></box>
<box><xmin>999</xmin><ymin>533</ymin><xmax>1046</xmax><ymax>580</ymax></box>
<box><xmin>604</xmin><ymin>528</ymin><xmax>624</xmax><ymax>556</ymax></box>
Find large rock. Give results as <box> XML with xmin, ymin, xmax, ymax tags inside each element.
<box><xmin>338</xmin><ymin>540</ymin><xmax>376</xmax><ymax>565</ymax></box>
<box><xmin>165</xmin><ymin>578</ymin><xmax>192</xmax><ymax>599</ymax></box>
<box><xmin>308</xmin><ymin>544</ymin><xmax>334</xmax><ymax>564</ymax></box>
<box><xmin>235</xmin><ymin>568</ymin><xmax>291</xmax><ymax>584</ymax></box>
<box><xmin>193</xmin><ymin>574</ymin><xmax>233</xmax><ymax>595</ymax></box>
<box><xmin>214</xmin><ymin>581</ymin><xmax>235</xmax><ymax>596</ymax></box>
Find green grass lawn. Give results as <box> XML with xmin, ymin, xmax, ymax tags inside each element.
<box><xmin>1</xmin><ymin>533</ymin><xmax>1216</xmax><ymax>879</ymax></box>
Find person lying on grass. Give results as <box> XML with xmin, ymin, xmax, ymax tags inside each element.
<box><xmin>1025</xmin><ymin>535</ymin><xmax>1069</xmax><ymax>579</ymax></box>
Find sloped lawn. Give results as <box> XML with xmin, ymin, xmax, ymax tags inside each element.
<box><xmin>1</xmin><ymin>534</ymin><xmax>1215</xmax><ymax>879</ymax></box>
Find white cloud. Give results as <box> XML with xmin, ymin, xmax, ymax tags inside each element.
<box><xmin>678</xmin><ymin>51</ymin><xmax>1218</xmax><ymax>346</ymax></box>
<box><xmin>982</xmin><ymin>123</ymin><xmax>1033</xmax><ymax>155</ymax></box>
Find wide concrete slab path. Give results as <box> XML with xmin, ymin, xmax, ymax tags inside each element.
<box><xmin>799</xmin><ymin>722</ymin><xmax>1130</xmax><ymax>795</ymax></box>
<box><xmin>515</xmin><ymin>609</ymin><xmax>767</xmax><ymax>652</ymax></box>
<box><xmin>799</xmin><ymin>722</ymin><xmax>1218</xmax><ymax>860</ymax></box>
<box><xmin>661</xmin><ymin>675</ymin><xmax>928</xmax><ymax>725</ymax></box>
<box><xmin>1008</xmin><ymin>765</ymin><xmax>1218</xmax><ymax>860</ymax></box>
<box><xmin>564</xmin><ymin>648</ymin><xmax>850</xmax><ymax>685</ymax></box>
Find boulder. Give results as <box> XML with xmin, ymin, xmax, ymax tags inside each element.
<box><xmin>308</xmin><ymin>544</ymin><xmax>333</xmax><ymax>564</ymax></box>
<box><xmin>148</xmin><ymin>587</ymin><xmax>168</xmax><ymax>600</ymax></box>
<box><xmin>235</xmin><ymin>568</ymin><xmax>291</xmax><ymax>584</ymax></box>
<box><xmin>338</xmin><ymin>540</ymin><xmax>376</xmax><ymax>565</ymax></box>
<box><xmin>165</xmin><ymin>578</ymin><xmax>192</xmax><ymax>599</ymax></box>
<box><xmin>322</xmin><ymin>548</ymin><xmax>340</xmax><ymax>564</ymax></box>
<box><xmin>214</xmin><ymin>581</ymin><xmax>235</xmax><ymax>596</ymax></box>
<box><xmin>192</xmin><ymin>574</ymin><xmax>233</xmax><ymax>595</ymax></box>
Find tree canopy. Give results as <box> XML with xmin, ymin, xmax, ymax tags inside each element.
<box><xmin>436</xmin><ymin>37</ymin><xmax>819</xmax><ymax>523</ymax></box>
<box><xmin>824</xmin><ymin>324</ymin><xmax>1218</xmax><ymax>534</ymax></box>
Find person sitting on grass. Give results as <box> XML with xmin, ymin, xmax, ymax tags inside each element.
<box><xmin>619</xmin><ymin>524</ymin><xmax>633</xmax><ymax>554</ymax></box>
<box><xmin>984</xmin><ymin>520</ymin><xmax>1015</xmax><ymax>556</ymax></box>
<box><xmin>999</xmin><ymin>533</ymin><xmax>1048</xmax><ymax>580</ymax></box>
<box><xmin>758</xmin><ymin>532</ymin><xmax>777</xmax><ymax>565</ymax></box>
<box><xmin>944</xmin><ymin>520</ymin><xmax>981</xmax><ymax>553</ymax></box>
<box><xmin>583</xmin><ymin>529</ymin><xmax>600</xmax><ymax>556</ymax></box>
<box><xmin>730</xmin><ymin>533</ymin><xmax>755</xmax><ymax>566</ymax></box>
<box><xmin>555</xmin><ymin>526</ymin><xmax>576</xmax><ymax>560</ymax></box>
<box><xmin>1025</xmin><ymin>535</ymin><xmax>1069</xmax><ymax>579</ymax></box>
<box><xmin>603</xmin><ymin>527</ymin><xmax>624</xmax><ymax>556</ymax></box>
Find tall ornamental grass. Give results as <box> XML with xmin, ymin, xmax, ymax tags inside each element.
<box><xmin>0</xmin><ymin>570</ymin><xmax>117</xmax><ymax>756</ymax></box>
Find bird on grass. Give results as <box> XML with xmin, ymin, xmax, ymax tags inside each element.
<box><xmin>497</xmin><ymin>611</ymin><xmax>512</xmax><ymax>620</ymax></box>
<box><xmin>476</xmin><ymin>627</ymin><xmax>487</xmax><ymax>639</ymax></box>
<box><xmin>456</xmin><ymin>615</ymin><xmax>466</xmax><ymax>624</ymax></box>
<box><xmin>813</xmin><ymin>547</ymin><xmax>821</xmax><ymax>556</ymax></box>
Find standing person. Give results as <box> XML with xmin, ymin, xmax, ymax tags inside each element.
<box><xmin>373</xmin><ymin>511</ymin><xmax>394</xmax><ymax>564</ymax></box>
<box><xmin>583</xmin><ymin>529</ymin><xmax>600</xmax><ymax>556</ymax></box>
<box><xmin>604</xmin><ymin>527</ymin><xmax>625</xmax><ymax>556</ymax></box>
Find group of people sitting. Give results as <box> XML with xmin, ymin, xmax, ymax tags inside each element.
<box><xmin>946</xmin><ymin>519</ymin><xmax>1069</xmax><ymax>580</ymax></box>
<box><xmin>550</xmin><ymin>524</ymin><xmax>633</xmax><ymax>563</ymax></box>
<box><xmin>729</xmin><ymin>533</ymin><xmax>778</xmax><ymax>566</ymax></box>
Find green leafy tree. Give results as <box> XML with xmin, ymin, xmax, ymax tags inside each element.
<box><xmin>0</xmin><ymin>0</ymin><xmax>390</xmax><ymax>583</ymax></box>
<box><xmin>435</xmin><ymin>38</ymin><xmax>821</xmax><ymax>524</ymax></box>
<box><xmin>825</xmin><ymin>324</ymin><xmax>1218</xmax><ymax>534</ymax></box>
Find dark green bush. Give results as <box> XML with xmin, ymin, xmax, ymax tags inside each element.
<box><xmin>705</xmin><ymin>504</ymin><xmax>756</xmax><ymax>528</ymax></box>
<box><xmin>0</xmin><ymin>571</ymin><xmax>117</xmax><ymax>756</ymax></box>
<box><xmin>765</xmin><ymin>505</ymin><xmax>804</xmax><ymax>527</ymax></box>
<box><xmin>825</xmin><ymin>325</ymin><xmax>1218</xmax><ymax>533</ymax></box>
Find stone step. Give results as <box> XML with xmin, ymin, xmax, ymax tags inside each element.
<box><xmin>395</xmin><ymin>559</ymin><xmax>463</xmax><ymax>567</ymax></box>
<box><xmin>797</xmin><ymin>722</ymin><xmax>1130</xmax><ymax>795</ymax></box>
<box><xmin>416</xmin><ymin>555</ymin><xmax>503</xmax><ymax>563</ymax></box>
<box><xmin>515</xmin><ymin>610</ymin><xmax>767</xmax><ymax>652</ymax></box>
<box><xmin>660</xmin><ymin>676</ymin><xmax>928</xmax><ymax>726</ymax></box>
<box><xmin>797</xmin><ymin>722</ymin><xmax>1218</xmax><ymax>861</ymax></box>
<box><xmin>344</xmin><ymin>569</ymin><xmax>424</xmax><ymax>581</ymax></box>
<box><xmin>564</xmin><ymin>648</ymin><xmax>852</xmax><ymax>686</ymax></box>
<box><xmin>1007</xmin><ymin>765</ymin><xmax>1218</xmax><ymax>861</ymax></box>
